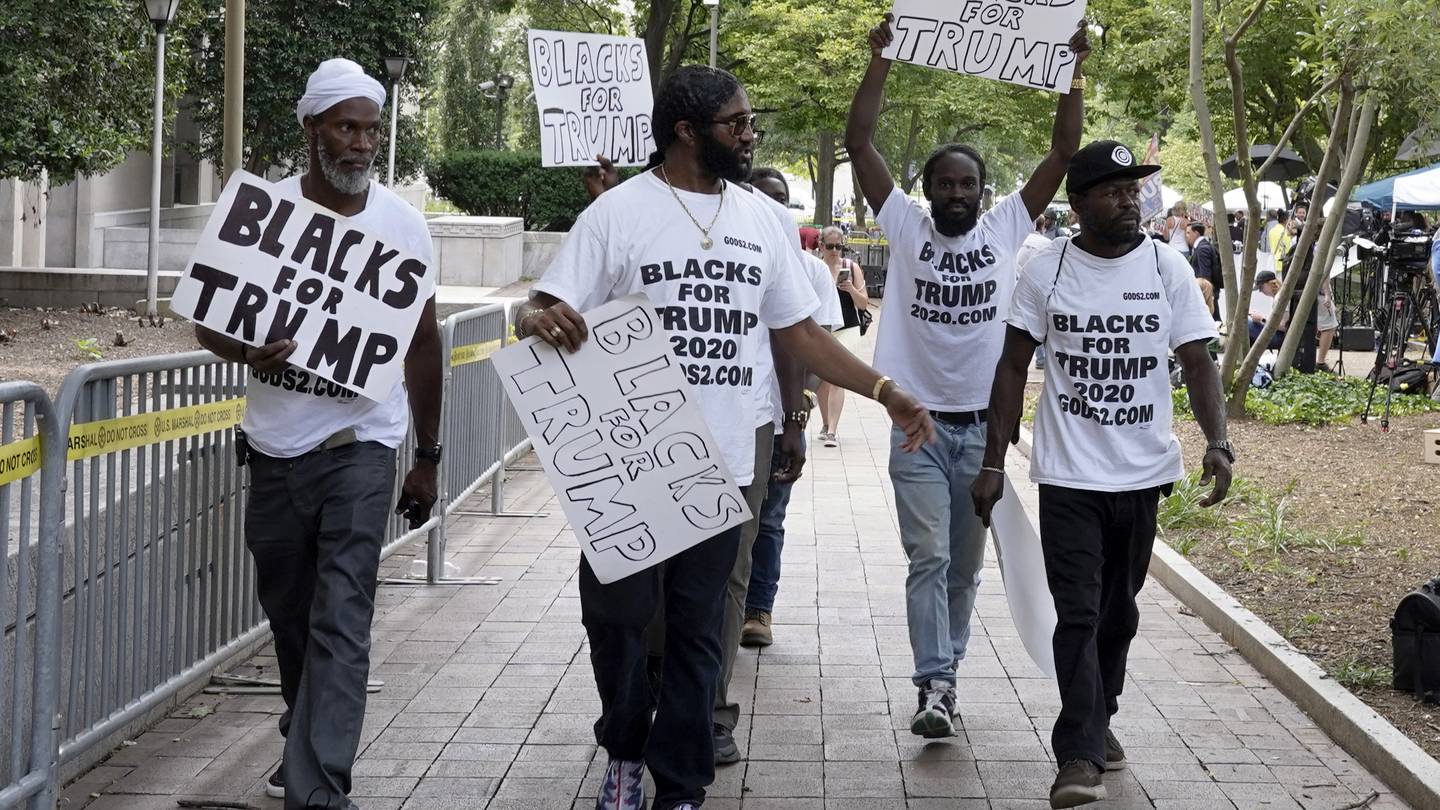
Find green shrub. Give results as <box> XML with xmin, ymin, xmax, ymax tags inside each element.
<box><xmin>1174</xmin><ymin>372</ymin><xmax>1440</xmax><ymax>425</ymax></box>
<box><xmin>426</xmin><ymin>150</ymin><xmax>639</xmax><ymax>231</ymax></box>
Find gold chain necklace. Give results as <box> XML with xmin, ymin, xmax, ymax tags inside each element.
<box><xmin>659</xmin><ymin>166</ymin><xmax>724</xmax><ymax>250</ymax></box>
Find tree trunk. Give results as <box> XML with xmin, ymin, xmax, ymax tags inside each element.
<box><xmin>1229</xmin><ymin>80</ymin><xmax>1351</xmax><ymax>403</ymax></box>
<box><xmin>1189</xmin><ymin>0</ymin><xmax>1245</xmax><ymax>414</ymax></box>
<box><xmin>852</xmin><ymin>168</ymin><xmax>867</xmax><ymax>229</ymax></box>
<box><xmin>1274</xmin><ymin>89</ymin><xmax>1377</xmax><ymax>374</ymax></box>
<box><xmin>814</xmin><ymin>130</ymin><xmax>836</xmax><ymax>226</ymax></box>
<box><xmin>898</xmin><ymin>108</ymin><xmax>922</xmax><ymax>194</ymax></box>
<box><xmin>641</xmin><ymin>0</ymin><xmax>679</xmax><ymax>93</ymax></box>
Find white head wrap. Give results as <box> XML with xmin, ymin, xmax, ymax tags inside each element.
<box><xmin>295</xmin><ymin>58</ymin><xmax>387</xmax><ymax>127</ymax></box>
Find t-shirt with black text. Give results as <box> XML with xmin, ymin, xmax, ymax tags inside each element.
<box><xmin>242</xmin><ymin>176</ymin><xmax>434</xmax><ymax>458</ymax></box>
<box><xmin>1008</xmin><ymin>237</ymin><xmax>1219</xmax><ymax>491</ymax></box>
<box><xmin>533</xmin><ymin>171</ymin><xmax>819</xmax><ymax>486</ymax></box>
<box><xmin>873</xmin><ymin>186</ymin><xmax>1032</xmax><ymax>411</ymax></box>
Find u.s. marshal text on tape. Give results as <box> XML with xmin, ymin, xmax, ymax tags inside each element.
<box><xmin>492</xmin><ymin>294</ymin><xmax>751</xmax><ymax>584</ymax></box>
<box><xmin>66</xmin><ymin>399</ymin><xmax>247</xmax><ymax>462</ymax></box>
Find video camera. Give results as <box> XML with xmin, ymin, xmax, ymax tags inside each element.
<box><xmin>1388</xmin><ymin>230</ymin><xmax>1433</xmax><ymax>278</ymax></box>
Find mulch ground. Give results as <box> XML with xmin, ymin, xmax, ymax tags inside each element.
<box><xmin>1171</xmin><ymin>413</ymin><xmax>1440</xmax><ymax>760</ymax></box>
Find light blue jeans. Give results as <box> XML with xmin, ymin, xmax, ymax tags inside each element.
<box><xmin>889</xmin><ymin>421</ymin><xmax>988</xmax><ymax>688</ymax></box>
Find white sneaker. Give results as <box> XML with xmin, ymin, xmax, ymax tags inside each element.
<box><xmin>910</xmin><ymin>679</ymin><xmax>957</xmax><ymax>738</ymax></box>
<box><xmin>823</xmin><ymin>433</ymin><xmax>838</xmax><ymax>447</ymax></box>
<box><xmin>596</xmin><ymin>758</ymin><xmax>645</xmax><ymax>810</ymax></box>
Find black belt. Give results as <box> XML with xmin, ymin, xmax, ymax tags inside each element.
<box><xmin>929</xmin><ymin>409</ymin><xmax>986</xmax><ymax>426</ymax></box>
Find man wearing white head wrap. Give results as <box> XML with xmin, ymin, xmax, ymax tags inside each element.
<box><xmin>194</xmin><ymin>57</ymin><xmax>442</xmax><ymax>810</ymax></box>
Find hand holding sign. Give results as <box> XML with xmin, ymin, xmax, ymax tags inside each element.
<box><xmin>518</xmin><ymin>298</ymin><xmax>590</xmax><ymax>353</ymax></box>
<box><xmin>243</xmin><ymin>338</ymin><xmax>298</xmax><ymax>374</ymax></box>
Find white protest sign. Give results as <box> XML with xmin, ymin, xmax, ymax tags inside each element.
<box><xmin>170</xmin><ymin>171</ymin><xmax>433</xmax><ymax>402</ymax></box>
<box><xmin>881</xmin><ymin>0</ymin><xmax>1087</xmax><ymax>93</ymax></box>
<box><xmin>492</xmin><ymin>294</ymin><xmax>751</xmax><ymax>583</ymax></box>
<box><xmin>527</xmin><ymin>29</ymin><xmax>656</xmax><ymax>167</ymax></box>
<box><xmin>990</xmin><ymin>472</ymin><xmax>1057</xmax><ymax>678</ymax></box>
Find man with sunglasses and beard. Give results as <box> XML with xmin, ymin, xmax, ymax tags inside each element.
<box><xmin>516</xmin><ymin>66</ymin><xmax>934</xmax><ymax>810</ymax></box>
<box><xmin>846</xmin><ymin>13</ymin><xmax>1090</xmax><ymax>739</ymax></box>
<box><xmin>194</xmin><ymin>58</ymin><xmax>443</xmax><ymax>810</ymax></box>
<box><xmin>973</xmin><ymin>142</ymin><xmax>1231</xmax><ymax>807</ymax></box>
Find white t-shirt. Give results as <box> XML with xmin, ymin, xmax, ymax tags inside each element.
<box><xmin>873</xmin><ymin>186</ymin><xmax>1032</xmax><ymax>411</ymax></box>
<box><xmin>804</xmin><ymin>253</ymin><xmax>845</xmax><ymax>328</ymax></box>
<box><xmin>242</xmin><ymin>176</ymin><xmax>434</xmax><ymax>458</ymax></box>
<box><xmin>1249</xmin><ymin>289</ymin><xmax>1280</xmax><ymax>324</ymax></box>
<box><xmin>1015</xmin><ymin>231</ymin><xmax>1053</xmax><ymax>275</ymax></box>
<box><xmin>532</xmin><ymin>171</ymin><xmax>818</xmax><ymax>486</ymax></box>
<box><xmin>1008</xmin><ymin>237</ymin><xmax>1218</xmax><ymax>492</ymax></box>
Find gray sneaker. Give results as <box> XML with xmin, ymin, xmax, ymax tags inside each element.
<box><xmin>1103</xmin><ymin>728</ymin><xmax>1126</xmax><ymax>771</ymax></box>
<box><xmin>596</xmin><ymin>758</ymin><xmax>645</xmax><ymax>810</ymax></box>
<box><xmin>713</xmin><ymin>724</ymin><xmax>740</xmax><ymax>765</ymax></box>
<box><xmin>909</xmin><ymin>679</ymin><xmax>957</xmax><ymax>738</ymax></box>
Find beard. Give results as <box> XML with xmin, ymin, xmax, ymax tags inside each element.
<box><xmin>697</xmin><ymin>129</ymin><xmax>749</xmax><ymax>183</ymax></box>
<box><xmin>1081</xmin><ymin>212</ymin><xmax>1143</xmax><ymax>247</ymax></box>
<box><xmin>931</xmin><ymin>200</ymin><xmax>979</xmax><ymax>235</ymax></box>
<box><xmin>316</xmin><ymin>140</ymin><xmax>373</xmax><ymax>196</ymax></box>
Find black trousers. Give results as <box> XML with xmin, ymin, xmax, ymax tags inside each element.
<box><xmin>1037</xmin><ymin>484</ymin><xmax>1161</xmax><ymax>770</ymax></box>
<box><xmin>245</xmin><ymin>440</ymin><xmax>396</xmax><ymax>810</ymax></box>
<box><xmin>580</xmin><ymin>507</ymin><xmax>745</xmax><ymax>810</ymax></box>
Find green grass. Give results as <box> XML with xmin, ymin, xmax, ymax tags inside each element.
<box><xmin>1174</xmin><ymin>372</ymin><xmax>1440</xmax><ymax>425</ymax></box>
<box><xmin>1331</xmin><ymin>656</ymin><xmax>1391</xmax><ymax>691</ymax></box>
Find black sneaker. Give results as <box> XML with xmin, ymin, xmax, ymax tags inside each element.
<box><xmin>909</xmin><ymin>679</ymin><xmax>957</xmax><ymax>738</ymax></box>
<box><xmin>265</xmin><ymin>762</ymin><xmax>284</xmax><ymax>799</ymax></box>
<box><xmin>1104</xmin><ymin>728</ymin><xmax>1126</xmax><ymax>771</ymax></box>
<box><xmin>713</xmin><ymin>724</ymin><xmax>740</xmax><ymax>765</ymax></box>
<box><xmin>1049</xmin><ymin>759</ymin><xmax>1106</xmax><ymax>808</ymax></box>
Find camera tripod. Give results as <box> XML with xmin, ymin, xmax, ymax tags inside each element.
<box><xmin>1362</xmin><ymin>265</ymin><xmax>1439</xmax><ymax>431</ymax></box>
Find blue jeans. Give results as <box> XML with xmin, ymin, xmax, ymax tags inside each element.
<box><xmin>889</xmin><ymin>421</ymin><xmax>987</xmax><ymax>688</ymax></box>
<box><xmin>746</xmin><ymin>442</ymin><xmax>795</xmax><ymax>614</ymax></box>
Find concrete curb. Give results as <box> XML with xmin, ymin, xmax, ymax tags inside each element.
<box><xmin>1014</xmin><ymin>423</ymin><xmax>1440</xmax><ymax>808</ymax></box>
<box><xmin>1148</xmin><ymin>544</ymin><xmax>1440</xmax><ymax>810</ymax></box>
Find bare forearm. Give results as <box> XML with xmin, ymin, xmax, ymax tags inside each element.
<box><xmin>1179</xmin><ymin>343</ymin><xmax>1227</xmax><ymax>444</ymax></box>
<box><xmin>195</xmin><ymin>326</ymin><xmax>247</xmax><ymax>364</ymax></box>
<box><xmin>1052</xmin><ymin>66</ymin><xmax>1084</xmax><ymax>158</ymax></box>
<box><xmin>845</xmin><ymin>57</ymin><xmax>890</xmax><ymax>152</ymax></box>
<box><xmin>982</xmin><ymin>358</ymin><xmax>1029</xmax><ymax>469</ymax></box>
<box><xmin>405</xmin><ymin>331</ymin><xmax>443</xmax><ymax>447</ymax></box>
<box><xmin>772</xmin><ymin>339</ymin><xmax>806</xmax><ymax>414</ymax></box>
<box><xmin>773</xmin><ymin>319</ymin><xmax>885</xmax><ymax>397</ymax></box>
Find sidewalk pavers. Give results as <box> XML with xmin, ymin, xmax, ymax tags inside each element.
<box><xmin>65</xmin><ymin>356</ymin><xmax>1414</xmax><ymax>809</ymax></box>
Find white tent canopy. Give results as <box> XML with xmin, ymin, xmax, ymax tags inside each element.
<box><xmin>1201</xmin><ymin>181</ymin><xmax>1287</xmax><ymax>212</ymax></box>
<box><xmin>1161</xmin><ymin>184</ymin><xmax>1182</xmax><ymax>209</ymax></box>
<box><xmin>1393</xmin><ymin>163</ymin><xmax>1440</xmax><ymax>208</ymax></box>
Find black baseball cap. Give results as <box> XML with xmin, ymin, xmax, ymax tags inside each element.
<box><xmin>1065</xmin><ymin>140</ymin><xmax>1161</xmax><ymax>196</ymax></box>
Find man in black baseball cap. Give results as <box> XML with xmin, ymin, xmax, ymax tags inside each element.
<box><xmin>974</xmin><ymin>141</ymin><xmax>1233</xmax><ymax>807</ymax></box>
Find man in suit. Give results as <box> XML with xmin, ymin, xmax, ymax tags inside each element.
<box><xmin>1186</xmin><ymin>223</ymin><xmax>1222</xmax><ymax>320</ymax></box>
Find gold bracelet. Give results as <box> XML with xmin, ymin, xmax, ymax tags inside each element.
<box><xmin>517</xmin><ymin>308</ymin><xmax>542</xmax><ymax>335</ymax></box>
<box><xmin>871</xmin><ymin>375</ymin><xmax>892</xmax><ymax>401</ymax></box>
<box><xmin>1071</xmin><ymin>76</ymin><xmax>1086</xmax><ymax>91</ymax></box>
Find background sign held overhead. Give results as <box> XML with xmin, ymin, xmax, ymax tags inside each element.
<box><xmin>881</xmin><ymin>0</ymin><xmax>1088</xmax><ymax>93</ymax></box>
<box><xmin>527</xmin><ymin>29</ymin><xmax>656</xmax><ymax>167</ymax></box>
<box><xmin>492</xmin><ymin>295</ymin><xmax>751</xmax><ymax>584</ymax></box>
<box><xmin>169</xmin><ymin>171</ymin><xmax>434</xmax><ymax>402</ymax></box>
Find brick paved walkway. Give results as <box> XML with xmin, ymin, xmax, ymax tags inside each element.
<box><xmin>67</xmin><ymin>351</ymin><xmax>1413</xmax><ymax>809</ymax></box>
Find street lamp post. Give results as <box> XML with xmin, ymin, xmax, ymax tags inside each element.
<box><xmin>142</xmin><ymin>0</ymin><xmax>181</xmax><ymax>324</ymax></box>
<box><xmin>384</xmin><ymin>57</ymin><xmax>409</xmax><ymax>187</ymax></box>
<box><xmin>703</xmin><ymin>0</ymin><xmax>719</xmax><ymax>68</ymax></box>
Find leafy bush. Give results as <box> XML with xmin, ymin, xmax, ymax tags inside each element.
<box><xmin>1174</xmin><ymin>372</ymin><xmax>1440</xmax><ymax>425</ymax></box>
<box><xmin>426</xmin><ymin>150</ymin><xmax>640</xmax><ymax>231</ymax></box>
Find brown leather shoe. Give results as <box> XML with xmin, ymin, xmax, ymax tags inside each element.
<box><xmin>740</xmin><ymin>609</ymin><xmax>773</xmax><ymax>647</ymax></box>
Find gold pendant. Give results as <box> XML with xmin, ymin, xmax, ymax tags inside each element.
<box><xmin>701</xmin><ymin>236</ymin><xmax>713</xmax><ymax>250</ymax></box>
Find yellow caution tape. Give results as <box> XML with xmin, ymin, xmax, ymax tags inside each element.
<box><xmin>66</xmin><ymin>398</ymin><xmax>247</xmax><ymax>462</ymax></box>
<box><xmin>0</xmin><ymin>435</ymin><xmax>42</xmax><ymax>486</ymax></box>
<box><xmin>450</xmin><ymin>338</ymin><xmax>503</xmax><ymax>368</ymax></box>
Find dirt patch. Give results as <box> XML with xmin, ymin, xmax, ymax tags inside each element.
<box><xmin>0</xmin><ymin>304</ymin><xmax>488</xmax><ymax>398</ymax></box>
<box><xmin>1169</xmin><ymin>413</ymin><xmax>1440</xmax><ymax>759</ymax></box>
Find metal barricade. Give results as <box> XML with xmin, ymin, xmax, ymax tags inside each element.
<box><xmin>0</xmin><ymin>382</ymin><xmax>62</xmax><ymax>810</ymax></box>
<box><xmin>51</xmin><ymin>352</ymin><xmax>263</xmax><ymax>768</ymax></box>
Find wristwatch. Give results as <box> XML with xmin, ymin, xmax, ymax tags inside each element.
<box><xmin>415</xmin><ymin>444</ymin><xmax>444</xmax><ymax>465</ymax></box>
<box><xmin>784</xmin><ymin>409</ymin><xmax>809</xmax><ymax>430</ymax></box>
<box><xmin>1204</xmin><ymin>439</ymin><xmax>1235</xmax><ymax>463</ymax></box>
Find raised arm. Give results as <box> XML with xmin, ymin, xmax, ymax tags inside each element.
<box><xmin>1017</xmin><ymin>24</ymin><xmax>1090</xmax><ymax>220</ymax></box>
<box><xmin>845</xmin><ymin>14</ymin><xmax>898</xmax><ymax>217</ymax></box>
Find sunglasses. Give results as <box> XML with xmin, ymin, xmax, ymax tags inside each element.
<box><xmin>708</xmin><ymin>114</ymin><xmax>764</xmax><ymax>142</ymax></box>
<box><xmin>823</xmin><ymin>243</ymin><xmax>845</xmax><ymax>250</ymax></box>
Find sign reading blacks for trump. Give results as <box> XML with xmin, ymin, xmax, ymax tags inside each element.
<box><xmin>881</xmin><ymin>0</ymin><xmax>1087</xmax><ymax>93</ymax></box>
<box><xmin>170</xmin><ymin>171</ymin><xmax>433</xmax><ymax>402</ymax></box>
<box><xmin>492</xmin><ymin>295</ymin><xmax>751</xmax><ymax>584</ymax></box>
<box><xmin>527</xmin><ymin>29</ymin><xmax>656</xmax><ymax>167</ymax></box>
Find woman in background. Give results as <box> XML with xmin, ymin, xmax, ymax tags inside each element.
<box><xmin>816</xmin><ymin>226</ymin><xmax>870</xmax><ymax>447</ymax></box>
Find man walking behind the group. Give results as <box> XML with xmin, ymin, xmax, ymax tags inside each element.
<box><xmin>973</xmin><ymin>142</ymin><xmax>1233</xmax><ymax>808</ymax></box>
<box><xmin>845</xmin><ymin>12</ymin><xmax>1089</xmax><ymax>738</ymax></box>
<box><xmin>1186</xmin><ymin>222</ymin><xmax>1223</xmax><ymax>320</ymax></box>
<box><xmin>195</xmin><ymin>58</ymin><xmax>444</xmax><ymax>810</ymax></box>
